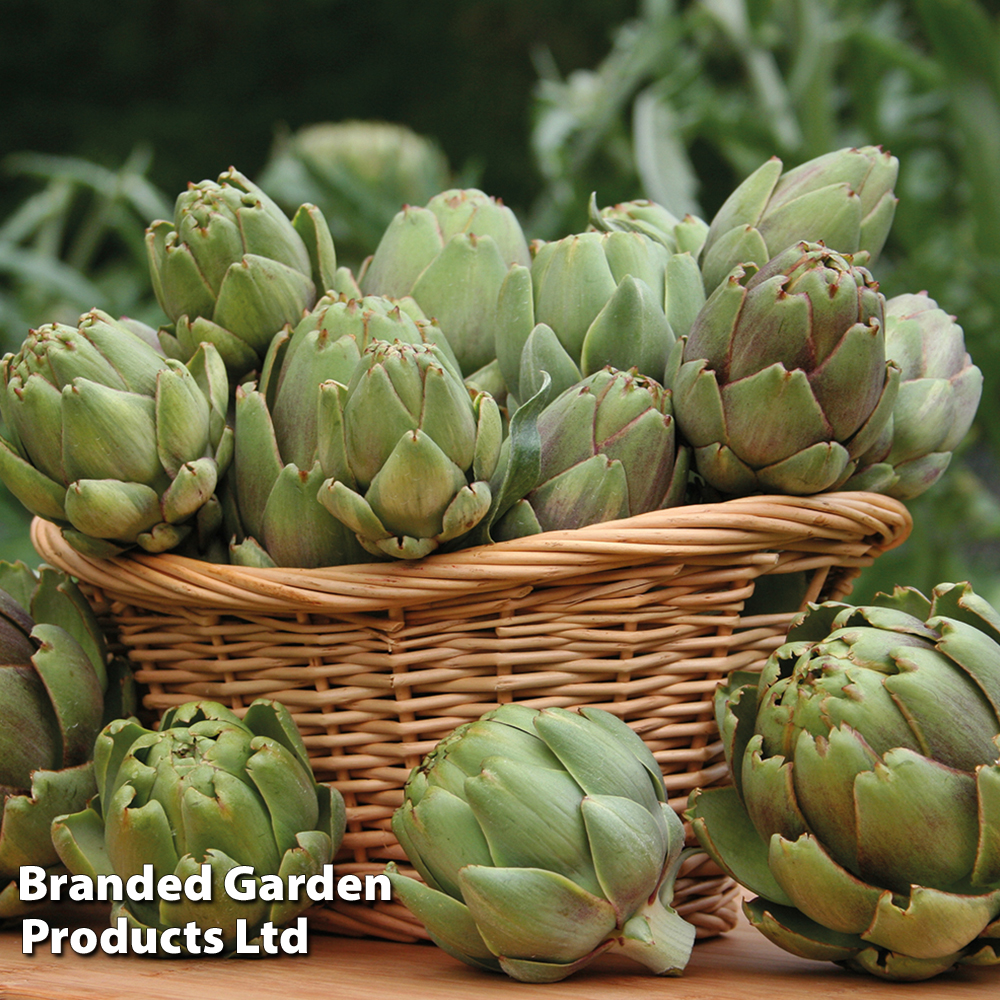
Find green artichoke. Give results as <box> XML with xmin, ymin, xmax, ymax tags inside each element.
<box><xmin>0</xmin><ymin>309</ymin><xmax>232</xmax><ymax>557</ymax></box>
<box><xmin>700</xmin><ymin>146</ymin><xmax>898</xmax><ymax>292</ymax></box>
<box><xmin>227</xmin><ymin>293</ymin><xmax>459</xmax><ymax>567</ymax></box>
<box><xmin>387</xmin><ymin>704</ymin><xmax>695</xmax><ymax>983</ymax></box>
<box><xmin>494</xmin><ymin>368</ymin><xmax>688</xmax><ymax>538</ymax></box>
<box><xmin>148</xmin><ymin>167</ymin><xmax>337</xmax><ymax>379</ymax></box>
<box><xmin>687</xmin><ymin>582</ymin><xmax>1000</xmax><ymax>980</ymax></box>
<box><xmin>589</xmin><ymin>195</ymin><xmax>709</xmax><ymax>258</ymax></box>
<box><xmin>846</xmin><ymin>292</ymin><xmax>983</xmax><ymax>499</ymax></box>
<box><xmin>0</xmin><ymin>561</ymin><xmax>131</xmax><ymax>919</ymax></box>
<box><xmin>257</xmin><ymin>120</ymin><xmax>452</xmax><ymax>267</ymax></box>
<box><xmin>358</xmin><ymin>188</ymin><xmax>531</xmax><ymax>377</ymax></box>
<box><xmin>495</xmin><ymin>227</ymin><xmax>705</xmax><ymax>408</ymax></box>
<box><xmin>666</xmin><ymin>242</ymin><xmax>898</xmax><ymax>496</ymax></box>
<box><xmin>52</xmin><ymin>699</ymin><xmax>346</xmax><ymax>954</ymax></box>
<box><xmin>316</xmin><ymin>339</ymin><xmax>502</xmax><ymax>560</ymax></box>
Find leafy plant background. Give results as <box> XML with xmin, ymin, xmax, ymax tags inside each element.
<box><xmin>2</xmin><ymin>0</ymin><xmax>999</xmax><ymax>605</ymax></box>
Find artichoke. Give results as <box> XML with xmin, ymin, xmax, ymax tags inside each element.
<box><xmin>358</xmin><ymin>188</ymin><xmax>531</xmax><ymax>377</ymax></box>
<box><xmin>700</xmin><ymin>145</ymin><xmax>899</xmax><ymax>292</ymax></box>
<box><xmin>0</xmin><ymin>309</ymin><xmax>232</xmax><ymax>557</ymax></box>
<box><xmin>387</xmin><ymin>704</ymin><xmax>695</xmax><ymax>983</ymax></box>
<box><xmin>846</xmin><ymin>292</ymin><xmax>983</xmax><ymax>499</ymax></box>
<box><xmin>666</xmin><ymin>242</ymin><xmax>898</xmax><ymax>496</ymax></box>
<box><xmin>228</xmin><ymin>294</ymin><xmax>458</xmax><ymax>567</ymax></box>
<box><xmin>687</xmin><ymin>582</ymin><xmax>1000</xmax><ymax>980</ymax></box>
<box><xmin>589</xmin><ymin>195</ymin><xmax>709</xmax><ymax>258</ymax></box>
<box><xmin>257</xmin><ymin>120</ymin><xmax>452</xmax><ymax>267</ymax></box>
<box><xmin>52</xmin><ymin>699</ymin><xmax>346</xmax><ymax>954</ymax></box>
<box><xmin>0</xmin><ymin>561</ymin><xmax>131</xmax><ymax>919</ymax></box>
<box><xmin>494</xmin><ymin>368</ymin><xmax>688</xmax><ymax>539</ymax></box>
<box><xmin>147</xmin><ymin>167</ymin><xmax>337</xmax><ymax>379</ymax></box>
<box><xmin>316</xmin><ymin>339</ymin><xmax>502</xmax><ymax>560</ymax></box>
<box><xmin>495</xmin><ymin>227</ymin><xmax>705</xmax><ymax>408</ymax></box>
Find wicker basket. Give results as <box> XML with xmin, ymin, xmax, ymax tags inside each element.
<box><xmin>31</xmin><ymin>491</ymin><xmax>910</xmax><ymax>943</ymax></box>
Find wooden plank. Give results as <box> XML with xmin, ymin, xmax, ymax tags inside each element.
<box><xmin>0</xmin><ymin>906</ymin><xmax>994</xmax><ymax>999</ymax></box>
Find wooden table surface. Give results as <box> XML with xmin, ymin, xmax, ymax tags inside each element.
<box><xmin>0</xmin><ymin>905</ymin><xmax>995</xmax><ymax>999</ymax></box>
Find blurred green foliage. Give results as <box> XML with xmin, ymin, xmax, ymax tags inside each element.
<box><xmin>1</xmin><ymin>0</ymin><xmax>999</xmax><ymax>605</ymax></box>
<box><xmin>0</xmin><ymin>0</ymin><xmax>636</xmax><ymax>222</ymax></box>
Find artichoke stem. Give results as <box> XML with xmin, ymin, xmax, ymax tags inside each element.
<box><xmin>608</xmin><ymin>895</ymin><xmax>696</xmax><ymax>976</ymax></box>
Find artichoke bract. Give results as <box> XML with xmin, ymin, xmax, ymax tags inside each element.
<box><xmin>359</xmin><ymin>188</ymin><xmax>531</xmax><ymax>377</ymax></box>
<box><xmin>52</xmin><ymin>699</ymin><xmax>346</xmax><ymax>955</ymax></box>
<box><xmin>316</xmin><ymin>339</ymin><xmax>502</xmax><ymax>560</ymax></box>
<box><xmin>494</xmin><ymin>368</ymin><xmax>688</xmax><ymax>538</ymax></box>
<box><xmin>387</xmin><ymin>704</ymin><xmax>695</xmax><ymax>983</ymax></box>
<box><xmin>228</xmin><ymin>294</ymin><xmax>456</xmax><ymax>567</ymax></box>
<box><xmin>667</xmin><ymin>242</ymin><xmax>898</xmax><ymax>496</ymax></box>
<box><xmin>0</xmin><ymin>310</ymin><xmax>232</xmax><ymax>557</ymax></box>
<box><xmin>495</xmin><ymin>227</ymin><xmax>705</xmax><ymax>408</ymax></box>
<box><xmin>700</xmin><ymin>145</ymin><xmax>898</xmax><ymax>292</ymax></box>
<box><xmin>846</xmin><ymin>292</ymin><xmax>983</xmax><ymax>499</ymax></box>
<box><xmin>147</xmin><ymin>167</ymin><xmax>337</xmax><ymax>379</ymax></box>
<box><xmin>687</xmin><ymin>582</ymin><xmax>1000</xmax><ymax>980</ymax></box>
<box><xmin>0</xmin><ymin>561</ymin><xmax>131</xmax><ymax>919</ymax></box>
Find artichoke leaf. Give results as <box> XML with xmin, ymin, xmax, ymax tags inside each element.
<box><xmin>768</xmin><ymin>833</ymin><xmax>883</xmax><ymax>934</ymax></box>
<box><xmin>974</xmin><ymin>763</ymin><xmax>1000</xmax><ymax>886</ymax></box>
<box><xmin>0</xmin><ymin>763</ymin><xmax>97</xmax><ymax>872</ymax></box>
<box><xmin>386</xmin><ymin>866</ymin><xmax>501</xmax><ymax>971</ymax></box>
<box><xmin>464</xmin><ymin>758</ymin><xmax>599</xmax><ymax>895</ymax></box>
<box><xmin>178</xmin><ymin>772</ymin><xmax>282</xmax><ymax>875</ymax></box>
<box><xmin>862</xmin><ymin>884</ymin><xmax>1000</xmax><ymax>960</ymax></box>
<box><xmin>458</xmin><ymin>865</ymin><xmax>618</xmax><ymax>965</ymax></box>
<box><xmin>686</xmin><ymin>786</ymin><xmax>794</xmax><ymax>906</ymax></box>
<box><xmin>743</xmin><ymin>895</ymin><xmax>866</xmax><ymax>962</ymax></box>
<box><xmin>28</xmin><ymin>622</ymin><xmax>104</xmax><ymax>769</ymax></box>
<box><xmin>534</xmin><ymin>707</ymin><xmax>662</xmax><ymax>814</ymax></box>
<box><xmin>31</xmin><ymin>567</ymin><xmax>108</xmax><ymax>689</ymax></box>
<box><xmin>51</xmin><ymin>802</ymin><xmax>115</xmax><ymax>880</ymax></box>
<box><xmin>497</xmin><ymin>947</ymin><xmax>613</xmax><ymax>984</ymax></box>
<box><xmin>854</xmin><ymin>747</ymin><xmax>979</xmax><ymax>891</ymax></box>
<box><xmin>391</xmin><ymin>788</ymin><xmax>494</xmax><ymax>900</ymax></box>
<box><xmin>245</xmin><ymin>737</ymin><xmax>320</xmax><ymax>855</ymax></box>
<box><xmin>0</xmin><ymin>435</ymin><xmax>68</xmax><ymax>521</ymax></box>
<box><xmin>580</xmin><ymin>794</ymin><xmax>666</xmax><ymax>921</ymax></box>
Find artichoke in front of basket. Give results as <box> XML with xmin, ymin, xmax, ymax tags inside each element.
<box><xmin>316</xmin><ymin>339</ymin><xmax>502</xmax><ymax>560</ymax></box>
<box><xmin>387</xmin><ymin>703</ymin><xmax>695</xmax><ymax>983</ymax></box>
<box><xmin>0</xmin><ymin>561</ymin><xmax>134</xmax><ymax>919</ymax></box>
<box><xmin>687</xmin><ymin>581</ymin><xmax>1000</xmax><ymax>980</ymax></box>
<box><xmin>0</xmin><ymin>309</ymin><xmax>232</xmax><ymax>557</ymax></box>
<box><xmin>846</xmin><ymin>292</ymin><xmax>983</xmax><ymax>499</ymax></box>
<box><xmin>700</xmin><ymin>145</ymin><xmax>898</xmax><ymax>292</ymax></box>
<box><xmin>148</xmin><ymin>166</ymin><xmax>337</xmax><ymax>379</ymax></box>
<box><xmin>666</xmin><ymin>242</ymin><xmax>898</xmax><ymax>497</ymax></box>
<box><xmin>227</xmin><ymin>293</ymin><xmax>459</xmax><ymax>567</ymax></box>
<box><xmin>493</xmin><ymin>367</ymin><xmax>688</xmax><ymax>539</ymax></box>
<box><xmin>359</xmin><ymin>188</ymin><xmax>531</xmax><ymax>377</ymax></box>
<box><xmin>52</xmin><ymin>699</ymin><xmax>346</xmax><ymax>955</ymax></box>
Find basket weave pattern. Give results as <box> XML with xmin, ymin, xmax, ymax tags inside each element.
<box><xmin>31</xmin><ymin>492</ymin><xmax>911</xmax><ymax>943</ymax></box>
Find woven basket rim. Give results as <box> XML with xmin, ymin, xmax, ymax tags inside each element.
<box><xmin>30</xmin><ymin>491</ymin><xmax>911</xmax><ymax>614</ymax></box>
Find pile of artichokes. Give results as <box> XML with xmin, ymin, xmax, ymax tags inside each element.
<box><xmin>0</xmin><ymin>142</ymin><xmax>995</xmax><ymax>984</ymax></box>
<box><xmin>0</xmin><ymin>147</ymin><xmax>983</xmax><ymax>563</ymax></box>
